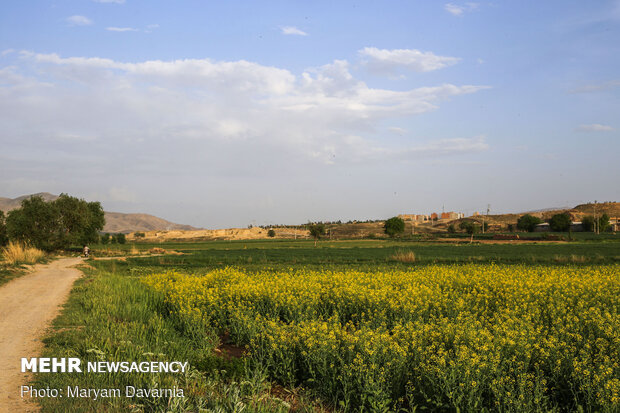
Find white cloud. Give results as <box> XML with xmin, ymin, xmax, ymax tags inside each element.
<box><xmin>359</xmin><ymin>47</ymin><xmax>460</xmax><ymax>75</ymax></box>
<box><xmin>576</xmin><ymin>124</ymin><xmax>614</xmax><ymax>132</ymax></box>
<box><xmin>66</xmin><ymin>15</ymin><xmax>93</xmax><ymax>26</ymax></box>
<box><xmin>106</xmin><ymin>27</ymin><xmax>139</xmax><ymax>32</ymax></box>
<box><xmin>1</xmin><ymin>51</ymin><xmax>489</xmax><ymax>174</ymax></box>
<box><xmin>388</xmin><ymin>127</ymin><xmax>407</xmax><ymax>135</ymax></box>
<box><xmin>444</xmin><ymin>2</ymin><xmax>479</xmax><ymax>16</ymax></box>
<box><xmin>281</xmin><ymin>26</ymin><xmax>308</xmax><ymax>36</ymax></box>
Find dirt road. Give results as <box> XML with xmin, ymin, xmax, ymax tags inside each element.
<box><xmin>0</xmin><ymin>257</ymin><xmax>83</xmax><ymax>412</ymax></box>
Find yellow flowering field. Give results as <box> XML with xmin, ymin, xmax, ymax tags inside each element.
<box><xmin>143</xmin><ymin>264</ymin><xmax>620</xmax><ymax>411</ymax></box>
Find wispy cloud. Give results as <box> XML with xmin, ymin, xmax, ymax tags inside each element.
<box><xmin>359</xmin><ymin>47</ymin><xmax>460</xmax><ymax>75</ymax></box>
<box><xmin>444</xmin><ymin>2</ymin><xmax>479</xmax><ymax>16</ymax></box>
<box><xmin>66</xmin><ymin>15</ymin><xmax>93</xmax><ymax>26</ymax></box>
<box><xmin>576</xmin><ymin>124</ymin><xmax>614</xmax><ymax>132</ymax></box>
<box><xmin>388</xmin><ymin>127</ymin><xmax>407</xmax><ymax>135</ymax></box>
<box><xmin>106</xmin><ymin>27</ymin><xmax>139</xmax><ymax>32</ymax></box>
<box><xmin>280</xmin><ymin>26</ymin><xmax>308</xmax><ymax>36</ymax></box>
<box><xmin>569</xmin><ymin>80</ymin><xmax>620</xmax><ymax>94</ymax></box>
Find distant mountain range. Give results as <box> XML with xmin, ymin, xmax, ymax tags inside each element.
<box><xmin>0</xmin><ymin>193</ymin><xmax>199</xmax><ymax>234</ymax></box>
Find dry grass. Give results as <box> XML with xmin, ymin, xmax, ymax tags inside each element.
<box><xmin>391</xmin><ymin>250</ymin><xmax>416</xmax><ymax>263</ymax></box>
<box><xmin>130</xmin><ymin>245</ymin><xmax>140</xmax><ymax>255</ymax></box>
<box><xmin>553</xmin><ymin>255</ymin><xmax>588</xmax><ymax>263</ymax></box>
<box><xmin>1</xmin><ymin>241</ymin><xmax>46</xmax><ymax>265</ymax></box>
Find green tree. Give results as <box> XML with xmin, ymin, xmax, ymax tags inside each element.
<box><xmin>582</xmin><ymin>215</ymin><xmax>595</xmax><ymax>232</ymax></box>
<box><xmin>549</xmin><ymin>213</ymin><xmax>572</xmax><ymax>232</ymax></box>
<box><xmin>384</xmin><ymin>217</ymin><xmax>405</xmax><ymax>238</ymax></box>
<box><xmin>0</xmin><ymin>210</ymin><xmax>8</xmax><ymax>246</ymax></box>
<box><xmin>267</xmin><ymin>229</ymin><xmax>276</xmax><ymax>238</ymax></box>
<box><xmin>598</xmin><ymin>214</ymin><xmax>611</xmax><ymax>232</ymax></box>
<box><xmin>113</xmin><ymin>233</ymin><xmax>127</xmax><ymax>244</ymax></box>
<box><xmin>100</xmin><ymin>233</ymin><xmax>111</xmax><ymax>244</ymax></box>
<box><xmin>459</xmin><ymin>221</ymin><xmax>480</xmax><ymax>235</ymax></box>
<box><xmin>447</xmin><ymin>224</ymin><xmax>456</xmax><ymax>234</ymax></box>
<box><xmin>307</xmin><ymin>223</ymin><xmax>325</xmax><ymax>246</ymax></box>
<box><xmin>6</xmin><ymin>196</ymin><xmax>60</xmax><ymax>251</ymax></box>
<box><xmin>516</xmin><ymin>214</ymin><xmax>543</xmax><ymax>232</ymax></box>
<box><xmin>5</xmin><ymin>194</ymin><xmax>105</xmax><ymax>251</ymax></box>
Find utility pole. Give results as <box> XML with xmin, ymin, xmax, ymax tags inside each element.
<box><xmin>594</xmin><ymin>201</ymin><xmax>598</xmax><ymax>235</ymax></box>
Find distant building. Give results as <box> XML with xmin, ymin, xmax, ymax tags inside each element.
<box><xmin>398</xmin><ymin>214</ymin><xmax>430</xmax><ymax>223</ymax></box>
<box><xmin>610</xmin><ymin>217</ymin><xmax>620</xmax><ymax>232</ymax></box>
<box><xmin>431</xmin><ymin>213</ymin><xmax>438</xmax><ymax>220</ymax></box>
<box><xmin>441</xmin><ymin>212</ymin><xmax>465</xmax><ymax>220</ymax></box>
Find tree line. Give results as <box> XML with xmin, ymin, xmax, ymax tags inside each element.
<box><xmin>516</xmin><ymin>212</ymin><xmax>611</xmax><ymax>232</ymax></box>
<box><xmin>0</xmin><ymin>194</ymin><xmax>105</xmax><ymax>251</ymax></box>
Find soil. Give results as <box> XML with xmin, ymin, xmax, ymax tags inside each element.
<box><xmin>0</xmin><ymin>257</ymin><xmax>83</xmax><ymax>412</ymax></box>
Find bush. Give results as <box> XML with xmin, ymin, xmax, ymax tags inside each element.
<box><xmin>517</xmin><ymin>214</ymin><xmax>542</xmax><ymax>232</ymax></box>
<box><xmin>549</xmin><ymin>213</ymin><xmax>571</xmax><ymax>232</ymax></box>
<box><xmin>384</xmin><ymin>217</ymin><xmax>405</xmax><ymax>238</ymax></box>
<box><xmin>113</xmin><ymin>233</ymin><xmax>127</xmax><ymax>244</ymax></box>
<box><xmin>100</xmin><ymin>233</ymin><xmax>111</xmax><ymax>244</ymax></box>
<box><xmin>391</xmin><ymin>250</ymin><xmax>416</xmax><ymax>263</ymax></box>
<box><xmin>447</xmin><ymin>224</ymin><xmax>456</xmax><ymax>234</ymax></box>
<box><xmin>267</xmin><ymin>229</ymin><xmax>276</xmax><ymax>238</ymax></box>
<box><xmin>134</xmin><ymin>232</ymin><xmax>146</xmax><ymax>238</ymax></box>
<box><xmin>1</xmin><ymin>241</ymin><xmax>45</xmax><ymax>265</ymax></box>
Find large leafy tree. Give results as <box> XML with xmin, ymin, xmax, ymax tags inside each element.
<box><xmin>549</xmin><ymin>213</ymin><xmax>572</xmax><ymax>232</ymax></box>
<box><xmin>384</xmin><ymin>217</ymin><xmax>405</xmax><ymax>238</ymax></box>
<box><xmin>6</xmin><ymin>194</ymin><xmax>105</xmax><ymax>251</ymax></box>
<box><xmin>516</xmin><ymin>214</ymin><xmax>542</xmax><ymax>232</ymax></box>
<box><xmin>6</xmin><ymin>196</ymin><xmax>60</xmax><ymax>250</ymax></box>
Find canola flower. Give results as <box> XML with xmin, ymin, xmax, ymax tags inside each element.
<box><xmin>143</xmin><ymin>264</ymin><xmax>620</xmax><ymax>411</ymax></box>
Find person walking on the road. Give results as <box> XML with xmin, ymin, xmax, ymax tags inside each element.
<box><xmin>83</xmin><ymin>245</ymin><xmax>90</xmax><ymax>258</ymax></box>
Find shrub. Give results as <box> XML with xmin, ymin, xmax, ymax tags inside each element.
<box><xmin>384</xmin><ymin>217</ymin><xmax>405</xmax><ymax>238</ymax></box>
<box><xmin>391</xmin><ymin>250</ymin><xmax>416</xmax><ymax>263</ymax></box>
<box><xmin>267</xmin><ymin>229</ymin><xmax>276</xmax><ymax>238</ymax></box>
<box><xmin>447</xmin><ymin>224</ymin><xmax>456</xmax><ymax>234</ymax></box>
<box><xmin>1</xmin><ymin>241</ymin><xmax>45</xmax><ymax>265</ymax></box>
<box><xmin>113</xmin><ymin>233</ymin><xmax>127</xmax><ymax>244</ymax></box>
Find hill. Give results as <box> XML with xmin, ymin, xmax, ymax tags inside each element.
<box><xmin>0</xmin><ymin>193</ymin><xmax>199</xmax><ymax>234</ymax></box>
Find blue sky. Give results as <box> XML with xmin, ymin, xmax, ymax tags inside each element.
<box><xmin>1</xmin><ymin>1</ymin><xmax>619</xmax><ymax>228</ymax></box>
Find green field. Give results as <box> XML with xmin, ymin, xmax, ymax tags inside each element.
<box><xmin>34</xmin><ymin>238</ymin><xmax>620</xmax><ymax>412</ymax></box>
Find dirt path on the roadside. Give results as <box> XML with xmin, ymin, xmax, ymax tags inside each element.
<box><xmin>0</xmin><ymin>257</ymin><xmax>83</xmax><ymax>412</ymax></box>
